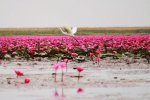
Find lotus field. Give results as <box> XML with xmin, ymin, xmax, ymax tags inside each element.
<box><xmin>0</xmin><ymin>35</ymin><xmax>150</xmax><ymax>60</ymax></box>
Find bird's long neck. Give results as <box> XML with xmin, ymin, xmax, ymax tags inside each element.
<box><xmin>59</xmin><ymin>28</ymin><xmax>66</xmax><ymax>34</ymax></box>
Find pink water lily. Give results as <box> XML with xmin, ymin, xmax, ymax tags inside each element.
<box><xmin>77</xmin><ymin>66</ymin><xmax>84</xmax><ymax>73</ymax></box>
<box><xmin>95</xmin><ymin>49</ymin><xmax>102</xmax><ymax>55</ymax></box>
<box><xmin>63</xmin><ymin>58</ymin><xmax>69</xmax><ymax>72</ymax></box>
<box><xmin>59</xmin><ymin>62</ymin><xmax>66</xmax><ymax>82</ymax></box>
<box><xmin>52</xmin><ymin>62</ymin><xmax>66</xmax><ymax>82</ymax></box>
<box><xmin>24</xmin><ymin>78</ymin><xmax>30</xmax><ymax>84</ymax></box>
<box><xmin>53</xmin><ymin>63</ymin><xmax>59</xmax><ymax>71</ymax></box>
<box><xmin>59</xmin><ymin>62</ymin><xmax>66</xmax><ymax>69</ymax></box>
<box><xmin>71</xmin><ymin>53</ymin><xmax>78</xmax><ymax>58</ymax></box>
<box><xmin>89</xmin><ymin>52</ymin><xmax>94</xmax><ymax>57</ymax></box>
<box><xmin>63</xmin><ymin>59</ymin><xmax>69</xmax><ymax>63</ymax></box>
<box><xmin>14</xmin><ymin>70</ymin><xmax>24</xmax><ymax>78</ymax></box>
<box><xmin>53</xmin><ymin>63</ymin><xmax>59</xmax><ymax>82</ymax></box>
<box><xmin>76</xmin><ymin>66</ymin><xmax>84</xmax><ymax>80</ymax></box>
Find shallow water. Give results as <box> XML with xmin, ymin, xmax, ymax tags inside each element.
<box><xmin>0</xmin><ymin>86</ymin><xmax>150</xmax><ymax>100</ymax></box>
<box><xmin>0</xmin><ymin>59</ymin><xmax>150</xmax><ymax>100</ymax></box>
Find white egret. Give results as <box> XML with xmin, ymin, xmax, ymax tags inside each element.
<box><xmin>58</xmin><ymin>26</ymin><xmax>79</xmax><ymax>44</ymax></box>
<box><xmin>59</xmin><ymin>26</ymin><xmax>77</xmax><ymax>36</ymax></box>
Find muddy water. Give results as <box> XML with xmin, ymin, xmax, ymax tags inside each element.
<box><xmin>0</xmin><ymin>59</ymin><xmax>150</xmax><ymax>100</ymax></box>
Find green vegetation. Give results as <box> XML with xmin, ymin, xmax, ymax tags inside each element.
<box><xmin>0</xmin><ymin>27</ymin><xmax>150</xmax><ymax>36</ymax></box>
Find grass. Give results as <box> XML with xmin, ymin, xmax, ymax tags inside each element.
<box><xmin>0</xmin><ymin>27</ymin><xmax>150</xmax><ymax>36</ymax></box>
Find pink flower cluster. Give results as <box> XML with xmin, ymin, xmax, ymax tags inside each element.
<box><xmin>0</xmin><ymin>35</ymin><xmax>149</xmax><ymax>59</ymax></box>
<box><xmin>53</xmin><ymin>62</ymin><xmax>66</xmax><ymax>71</ymax></box>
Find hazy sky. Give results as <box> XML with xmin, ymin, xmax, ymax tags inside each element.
<box><xmin>0</xmin><ymin>0</ymin><xmax>150</xmax><ymax>27</ymax></box>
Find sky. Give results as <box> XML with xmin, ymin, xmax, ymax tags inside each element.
<box><xmin>0</xmin><ymin>0</ymin><xmax>150</xmax><ymax>27</ymax></box>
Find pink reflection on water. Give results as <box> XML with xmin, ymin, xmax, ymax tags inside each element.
<box><xmin>54</xmin><ymin>91</ymin><xmax>59</xmax><ymax>97</ymax></box>
<box><xmin>54</xmin><ymin>88</ymin><xmax>65</xmax><ymax>99</ymax></box>
<box><xmin>61</xmin><ymin>88</ymin><xmax>65</xmax><ymax>98</ymax></box>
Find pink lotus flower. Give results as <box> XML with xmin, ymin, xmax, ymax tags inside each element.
<box><xmin>71</xmin><ymin>53</ymin><xmax>78</xmax><ymax>57</ymax></box>
<box><xmin>77</xmin><ymin>66</ymin><xmax>84</xmax><ymax>73</ymax></box>
<box><xmin>63</xmin><ymin>59</ymin><xmax>69</xmax><ymax>63</ymax></box>
<box><xmin>2</xmin><ymin>50</ymin><xmax>7</xmax><ymax>54</ymax></box>
<box><xmin>53</xmin><ymin>64</ymin><xmax>59</xmax><ymax>82</ymax></box>
<box><xmin>89</xmin><ymin>52</ymin><xmax>94</xmax><ymax>57</ymax></box>
<box><xmin>24</xmin><ymin>78</ymin><xmax>30</xmax><ymax>84</ymax></box>
<box><xmin>14</xmin><ymin>70</ymin><xmax>24</xmax><ymax>78</ymax></box>
<box><xmin>52</xmin><ymin>62</ymin><xmax>66</xmax><ymax>82</ymax></box>
<box><xmin>59</xmin><ymin>62</ymin><xmax>66</xmax><ymax>82</ymax></box>
<box><xmin>63</xmin><ymin>58</ymin><xmax>69</xmax><ymax>72</ymax></box>
<box><xmin>76</xmin><ymin>66</ymin><xmax>84</xmax><ymax>81</ymax></box>
<box><xmin>95</xmin><ymin>49</ymin><xmax>101</xmax><ymax>54</ymax></box>
<box><xmin>59</xmin><ymin>62</ymin><xmax>66</xmax><ymax>69</ymax></box>
<box><xmin>53</xmin><ymin>63</ymin><xmax>59</xmax><ymax>71</ymax></box>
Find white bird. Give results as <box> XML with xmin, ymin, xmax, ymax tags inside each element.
<box><xmin>59</xmin><ymin>26</ymin><xmax>77</xmax><ymax>36</ymax></box>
